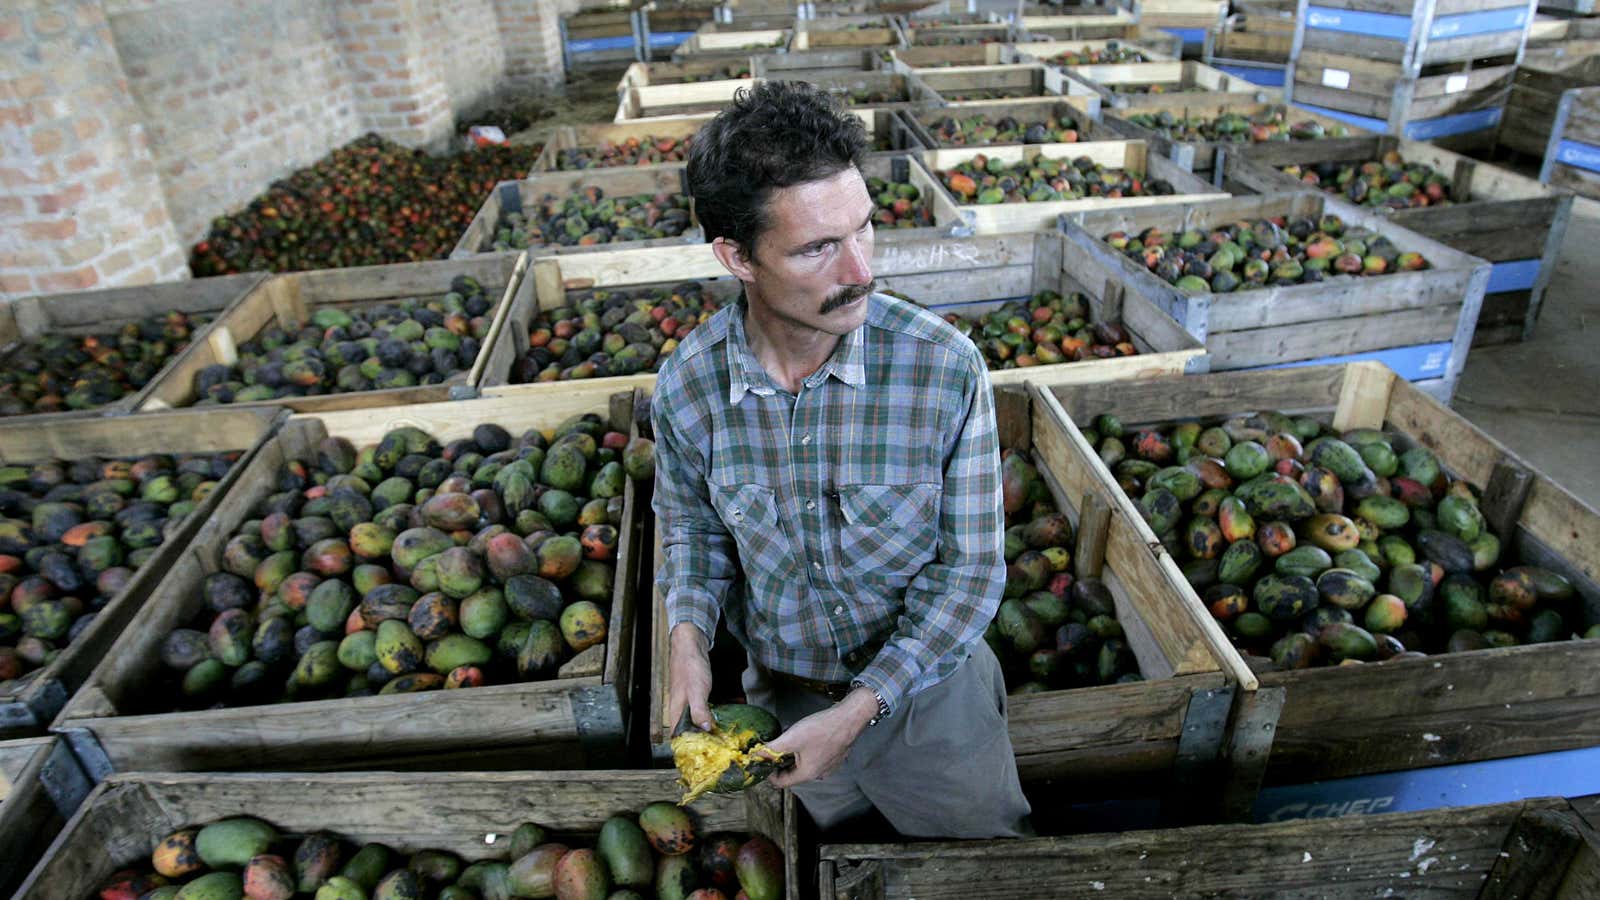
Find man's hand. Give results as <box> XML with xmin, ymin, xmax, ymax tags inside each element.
<box><xmin>667</xmin><ymin>622</ymin><xmax>715</xmax><ymax>734</ymax></box>
<box><xmin>765</xmin><ymin>687</ymin><xmax>879</xmax><ymax>789</ymax></box>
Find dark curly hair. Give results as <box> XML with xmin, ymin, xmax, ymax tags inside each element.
<box><xmin>687</xmin><ymin>81</ymin><xmax>869</xmax><ymax>261</ymax></box>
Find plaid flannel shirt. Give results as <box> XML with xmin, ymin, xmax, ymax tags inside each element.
<box><xmin>651</xmin><ymin>293</ymin><xmax>1004</xmax><ymax>716</ymax></box>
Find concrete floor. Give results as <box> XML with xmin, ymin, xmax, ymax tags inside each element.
<box><xmin>1455</xmin><ymin>201</ymin><xmax>1600</xmax><ymax>508</ymax></box>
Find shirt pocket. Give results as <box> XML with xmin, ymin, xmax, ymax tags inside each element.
<box><xmin>708</xmin><ymin>482</ymin><xmax>792</xmax><ymax>577</ymax></box>
<box><xmin>837</xmin><ymin>482</ymin><xmax>943</xmax><ymax>582</ymax></box>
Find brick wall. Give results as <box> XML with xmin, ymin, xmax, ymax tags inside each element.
<box><xmin>0</xmin><ymin>0</ymin><xmax>188</xmax><ymax>297</ymax></box>
<box><xmin>108</xmin><ymin>0</ymin><xmax>365</xmax><ymax>249</ymax></box>
<box><xmin>424</xmin><ymin>0</ymin><xmax>508</xmax><ymax>114</ymax></box>
<box><xmin>2</xmin><ymin>0</ymin><xmax>566</xmax><ymax>301</ymax></box>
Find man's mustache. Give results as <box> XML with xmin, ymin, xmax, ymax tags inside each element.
<box><xmin>820</xmin><ymin>280</ymin><xmax>876</xmax><ymax>314</ymax></box>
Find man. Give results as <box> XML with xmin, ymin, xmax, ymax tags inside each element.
<box><xmin>652</xmin><ymin>81</ymin><xmax>1030</xmax><ymax>839</ymax></box>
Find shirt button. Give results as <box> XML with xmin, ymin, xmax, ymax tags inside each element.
<box><xmin>801</xmin><ymin>433</ymin><xmax>812</xmax><ymax>445</ymax></box>
<box><xmin>833</xmin><ymin>605</ymin><xmax>844</xmax><ymax>615</ymax></box>
<box><xmin>806</xmin><ymin>499</ymin><xmax>816</xmax><ymax>510</ymax></box>
<box><xmin>813</xmin><ymin>561</ymin><xmax>822</xmax><ymax>571</ymax></box>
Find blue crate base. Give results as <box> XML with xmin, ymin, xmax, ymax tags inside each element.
<box><xmin>567</xmin><ymin>36</ymin><xmax>636</xmax><ymax>54</ymax></box>
<box><xmin>1244</xmin><ymin>341</ymin><xmax>1451</xmax><ymax>384</ymax></box>
<box><xmin>1553</xmin><ymin>139</ymin><xmax>1600</xmax><ymax>176</ymax></box>
<box><xmin>649</xmin><ymin>30</ymin><xmax>696</xmax><ymax>48</ymax></box>
<box><xmin>1216</xmin><ymin>63</ymin><xmax>1286</xmax><ymax>87</ymax></box>
<box><xmin>1254</xmin><ymin>744</ymin><xmax>1600</xmax><ymax>823</ymax></box>
<box><xmin>1291</xmin><ymin>103</ymin><xmax>1504</xmax><ymax>141</ymax></box>
<box><xmin>1304</xmin><ymin>4</ymin><xmax>1529</xmax><ymax>41</ymax></box>
<box><xmin>1487</xmin><ymin>259</ymin><xmax>1541</xmax><ymax>294</ymax></box>
<box><xmin>1160</xmin><ymin>27</ymin><xmax>1208</xmax><ymax>46</ymax></box>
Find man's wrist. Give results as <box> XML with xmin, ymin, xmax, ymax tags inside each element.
<box><xmin>848</xmin><ymin>681</ymin><xmax>890</xmax><ymax>727</ymax></box>
<box><xmin>670</xmin><ymin>622</ymin><xmax>710</xmax><ymax>653</ymax></box>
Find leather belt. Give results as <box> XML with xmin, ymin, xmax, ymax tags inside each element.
<box><xmin>767</xmin><ymin>669</ymin><xmax>854</xmax><ymax>702</ymax></box>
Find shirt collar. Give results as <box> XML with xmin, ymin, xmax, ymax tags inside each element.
<box><xmin>725</xmin><ymin>295</ymin><xmax>869</xmax><ymax>405</ymax></box>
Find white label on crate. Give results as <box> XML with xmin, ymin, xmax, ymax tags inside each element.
<box><xmin>1445</xmin><ymin>74</ymin><xmax>1469</xmax><ymax>94</ymax></box>
<box><xmin>1321</xmin><ymin>68</ymin><xmax>1351</xmax><ymax>89</ymax></box>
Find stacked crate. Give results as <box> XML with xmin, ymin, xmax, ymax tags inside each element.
<box><xmin>1285</xmin><ymin>0</ymin><xmax>1539</xmax><ymax>149</ymax></box>
<box><xmin>1540</xmin><ymin>85</ymin><xmax>1600</xmax><ymax>201</ymax></box>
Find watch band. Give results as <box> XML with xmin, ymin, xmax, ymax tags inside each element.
<box><xmin>851</xmin><ymin>679</ymin><xmax>890</xmax><ymax>726</ymax></box>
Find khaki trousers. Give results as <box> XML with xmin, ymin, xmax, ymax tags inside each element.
<box><xmin>742</xmin><ymin>640</ymin><xmax>1032</xmax><ymax>839</ymax></box>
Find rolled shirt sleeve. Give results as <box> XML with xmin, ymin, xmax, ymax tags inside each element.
<box><xmin>854</xmin><ymin>349</ymin><xmax>1005</xmax><ymax>715</ymax></box>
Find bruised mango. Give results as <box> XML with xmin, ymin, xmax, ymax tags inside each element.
<box><xmin>640</xmin><ymin>801</ymin><xmax>697</xmax><ymax>854</ymax></box>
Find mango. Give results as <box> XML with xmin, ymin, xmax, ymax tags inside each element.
<box><xmin>243</xmin><ymin>855</ymin><xmax>295</xmax><ymax>900</ymax></box>
<box><xmin>154</xmin><ymin>827</ymin><xmax>205</xmax><ymax>878</ymax></box>
<box><xmin>510</xmin><ymin>823</ymin><xmax>547</xmax><ymax>860</ymax></box>
<box><xmin>640</xmin><ymin>801</ymin><xmax>695</xmax><ymax>855</ymax></box>
<box><xmin>426</xmin><ymin>633</ymin><xmax>492</xmax><ymax>674</ymax></box>
<box><xmin>519</xmin><ymin>619</ymin><xmax>566</xmax><ymax>677</ymax></box>
<box><xmin>314</xmin><ymin>877</ymin><xmax>366</xmax><ymax>900</ymax></box>
<box><xmin>735</xmin><ymin>835</ymin><xmax>784</xmax><ymax>900</ymax></box>
<box><xmin>508</xmin><ymin>843</ymin><xmax>569</xmax><ymax>897</ymax></box>
<box><xmin>373</xmin><ymin>869</ymin><xmax>423</xmax><ymax>900</ymax></box>
<box><xmin>656</xmin><ymin>854</ymin><xmax>698</xmax><ymax>900</ymax></box>
<box><xmin>434</xmin><ymin>546</ymin><xmax>484</xmax><ymax>599</ymax></box>
<box><xmin>294</xmin><ymin>832</ymin><xmax>344</xmax><ymax>892</ymax></box>
<box><xmin>406</xmin><ymin>592</ymin><xmax>458</xmax><ymax>640</ymax></box>
<box><xmin>338</xmin><ymin>843</ymin><xmax>391</xmax><ymax>891</ymax></box>
<box><xmin>552</xmin><ymin>848</ymin><xmax>610</xmax><ymax>900</ymax></box>
<box><xmin>307</xmin><ymin>579</ymin><xmax>357</xmax><ymax>634</ymax></box>
<box><xmin>376</xmin><ymin>619</ymin><xmax>425</xmax><ymax>675</ymax></box>
<box><xmin>391</xmin><ymin>527</ymin><xmax>453</xmax><ymax>572</ymax></box>
<box><xmin>196</xmin><ymin>817</ymin><xmax>278</xmax><ymax>868</ymax></box>
<box><xmin>292</xmin><ymin>641</ymin><xmax>342</xmax><ymax>690</ymax></box>
<box><xmin>177</xmin><ymin>872</ymin><xmax>244</xmax><ymax>900</ymax></box>
<box><xmin>599</xmin><ymin>817</ymin><xmax>655</xmax><ymax>889</ymax></box>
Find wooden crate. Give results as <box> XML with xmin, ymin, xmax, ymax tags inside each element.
<box><xmin>647</xmin><ymin>377</ymin><xmax>1250</xmax><ymax>804</ymax></box>
<box><xmin>616</xmin><ymin>57</ymin><xmax>753</xmax><ymax>92</ymax></box>
<box><xmin>902</xmin><ymin>21</ymin><xmax>1013</xmax><ymax>49</ymax></box>
<box><xmin>15</xmin><ymin>771</ymin><xmax>801</xmax><ymax>900</ymax></box>
<box><xmin>913</xmin><ymin>63</ymin><xmax>1066</xmax><ymax>103</ymax></box>
<box><xmin>0</xmin><ymin>737</ymin><xmax>91</xmax><ymax>897</ymax></box>
<box><xmin>1222</xmin><ymin>134</ymin><xmax>1572</xmax><ymax>346</ymax></box>
<box><xmin>670</xmin><ymin>26</ymin><xmax>789</xmax><ymax>58</ymax></box>
<box><xmin>1291</xmin><ymin>0</ymin><xmax>1538</xmax><ymax>67</ymax></box>
<box><xmin>791</xmin><ymin>15</ymin><xmax>906</xmax><ymax>50</ymax></box>
<box><xmin>562</xmin><ymin>5</ymin><xmax>644</xmax><ymax>65</ymax></box>
<box><xmin>1205</xmin><ymin>11</ymin><xmax>1295</xmax><ymax>65</ymax></box>
<box><xmin>614</xmin><ymin>77</ymin><xmax>753</xmax><ymax>119</ymax></box>
<box><xmin>1287</xmin><ymin>49</ymin><xmax>1520</xmax><ymax>148</ymax></box>
<box><xmin>0</xmin><ymin>407</ymin><xmax>280</xmax><ymax>736</ymax></box>
<box><xmin>1006</xmin><ymin>37</ymin><xmax>1180</xmax><ymax>66</ymax></box>
<box><xmin>819</xmin><ymin>796</ymin><xmax>1600</xmax><ymax>897</ymax></box>
<box><xmin>1045</xmin><ymin>362</ymin><xmax>1600</xmax><ymax>791</ymax></box>
<box><xmin>136</xmin><ymin>255</ymin><xmax>528</xmax><ymax>415</ymax></box>
<box><xmin>1503</xmin><ymin>45</ymin><xmax>1600</xmax><ymax>157</ymax></box>
<box><xmin>1540</xmin><ymin>85</ymin><xmax>1600</xmax><ymax>201</ymax></box>
<box><xmin>920</xmin><ymin>141</ymin><xmax>1230</xmax><ymax>234</ymax></box>
<box><xmin>1016</xmin><ymin>26</ymin><xmax>1186</xmax><ymax>59</ymax></box>
<box><xmin>482</xmin><ymin>230</ymin><xmax>1206</xmax><ymax>398</ymax></box>
<box><xmin>888</xmin><ymin>43</ymin><xmax>1009</xmax><ymax>68</ymax></box>
<box><xmin>1099</xmin><ymin>100</ymin><xmax>1375</xmax><ymax>172</ymax></box>
<box><xmin>749</xmin><ymin>47</ymin><xmax>883</xmax><ymax>78</ymax></box>
<box><xmin>905</xmin><ymin>96</ymin><xmax>1108</xmax><ymax>149</ymax></box>
<box><xmin>786</xmin><ymin>70</ymin><xmax>940</xmax><ymax>111</ymax></box>
<box><xmin>534</xmin><ymin>116</ymin><xmax>709</xmax><ymax>175</ymax></box>
<box><xmin>1059</xmin><ymin>193</ymin><xmax>1490</xmax><ymax>401</ymax></box>
<box><xmin>453</xmin><ymin>168</ymin><xmax>696</xmax><ymax>256</ymax></box>
<box><xmin>1528</xmin><ymin>18</ymin><xmax>1600</xmax><ymax>45</ymax></box>
<box><xmin>0</xmin><ymin>273</ymin><xmax>264</xmax><ymax>424</ymax></box>
<box><xmin>51</xmin><ymin>393</ymin><xmax>646</xmax><ymax>777</ymax></box>
<box><xmin>1060</xmin><ymin>60</ymin><xmax>1276</xmax><ymax>109</ymax></box>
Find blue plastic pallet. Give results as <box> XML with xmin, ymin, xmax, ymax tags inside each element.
<box><xmin>1216</xmin><ymin>64</ymin><xmax>1287</xmax><ymax>88</ymax></box>
<box><xmin>1487</xmin><ymin>258</ymin><xmax>1541</xmax><ymax>294</ymax></box>
<box><xmin>567</xmin><ymin>35</ymin><xmax>636</xmax><ymax>54</ymax></box>
<box><xmin>1552</xmin><ymin>139</ymin><xmax>1600</xmax><ymax>176</ymax></box>
<box><xmin>1245</xmin><ymin>341</ymin><xmax>1450</xmax><ymax>384</ymax></box>
<box><xmin>1255</xmin><ymin>744</ymin><xmax>1600</xmax><ymax>823</ymax></box>
<box><xmin>1291</xmin><ymin>102</ymin><xmax>1503</xmax><ymax>141</ymax></box>
<box><xmin>1303</xmin><ymin>4</ymin><xmax>1529</xmax><ymax>42</ymax></box>
<box><xmin>648</xmin><ymin>30</ymin><xmax>696</xmax><ymax>48</ymax></box>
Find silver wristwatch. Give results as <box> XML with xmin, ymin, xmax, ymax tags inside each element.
<box><xmin>851</xmin><ymin>679</ymin><xmax>890</xmax><ymax>726</ymax></box>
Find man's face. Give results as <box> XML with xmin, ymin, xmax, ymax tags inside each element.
<box><xmin>742</xmin><ymin>166</ymin><xmax>877</xmax><ymax>336</ymax></box>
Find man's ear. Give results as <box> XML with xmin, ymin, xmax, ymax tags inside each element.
<box><xmin>711</xmin><ymin>237</ymin><xmax>756</xmax><ymax>284</ymax></box>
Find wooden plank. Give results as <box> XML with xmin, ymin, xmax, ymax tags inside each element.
<box><xmin>52</xmin><ymin>394</ymin><xmax>641</xmax><ymax>773</ymax></box>
<box><xmin>17</xmin><ymin>772</ymin><xmax>797</xmax><ymax>900</ymax></box>
<box><xmin>818</xmin><ymin>798</ymin><xmax>1576</xmax><ymax>899</ymax></box>
<box><xmin>1207</xmin><ymin>303</ymin><xmax>1463</xmax><ymax>369</ymax></box>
